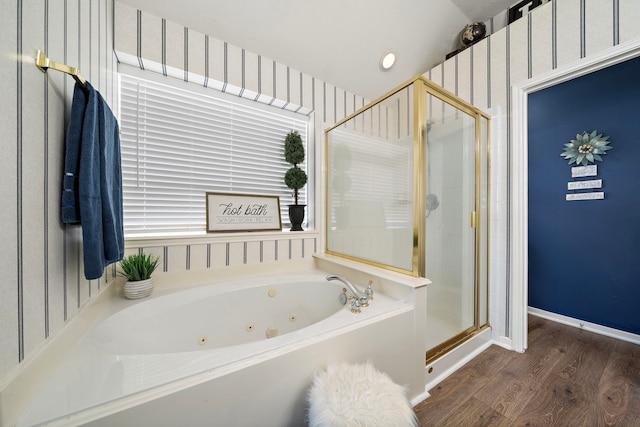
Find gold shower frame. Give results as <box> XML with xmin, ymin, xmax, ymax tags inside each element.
<box><xmin>324</xmin><ymin>75</ymin><xmax>491</xmax><ymax>362</ymax></box>
<box><xmin>325</xmin><ymin>75</ymin><xmax>489</xmax><ymax>274</ymax></box>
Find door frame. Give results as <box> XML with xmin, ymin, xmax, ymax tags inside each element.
<box><xmin>510</xmin><ymin>38</ymin><xmax>640</xmax><ymax>352</ymax></box>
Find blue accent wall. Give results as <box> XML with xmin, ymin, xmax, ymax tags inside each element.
<box><xmin>528</xmin><ymin>57</ymin><xmax>640</xmax><ymax>335</ymax></box>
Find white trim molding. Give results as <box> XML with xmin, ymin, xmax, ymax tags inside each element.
<box><xmin>510</xmin><ymin>38</ymin><xmax>640</xmax><ymax>353</ymax></box>
<box><xmin>529</xmin><ymin>307</ymin><xmax>640</xmax><ymax>345</ymax></box>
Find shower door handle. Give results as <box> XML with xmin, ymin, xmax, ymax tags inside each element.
<box><xmin>470</xmin><ymin>211</ymin><xmax>478</xmax><ymax>229</ymax></box>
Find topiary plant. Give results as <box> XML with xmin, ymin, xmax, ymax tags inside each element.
<box><xmin>284</xmin><ymin>130</ymin><xmax>308</xmax><ymax>205</ymax></box>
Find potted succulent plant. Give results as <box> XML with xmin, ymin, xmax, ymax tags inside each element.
<box><xmin>118</xmin><ymin>252</ymin><xmax>160</xmax><ymax>299</ymax></box>
<box><xmin>284</xmin><ymin>130</ymin><xmax>308</xmax><ymax>231</ymax></box>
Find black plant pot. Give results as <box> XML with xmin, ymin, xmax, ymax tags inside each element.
<box><xmin>288</xmin><ymin>204</ymin><xmax>306</xmax><ymax>231</ymax></box>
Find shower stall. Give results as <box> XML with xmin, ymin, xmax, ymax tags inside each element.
<box><xmin>325</xmin><ymin>75</ymin><xmax>489</xmax><ymax>363</ymax></box>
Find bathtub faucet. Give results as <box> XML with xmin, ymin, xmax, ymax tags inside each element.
<box><xmin>326</xmin><ymin>275</ymin><xmax>372</xmax><ymax>313</ymax></box>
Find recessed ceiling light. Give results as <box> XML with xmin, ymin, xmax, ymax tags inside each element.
<box><xmin>380</xmin><ymin>51</ymin><xmax>396</xmax><ymax>71</ymax></box>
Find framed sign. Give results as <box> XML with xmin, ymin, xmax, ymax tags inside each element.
<box><xmin>206</xmin><ymin>192</ymin><xmax>282</xmax><ymax>232</ymax></box>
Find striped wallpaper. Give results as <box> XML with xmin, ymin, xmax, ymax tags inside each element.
<box><xmin>1</xmin><ymin>0</ymin><xmax>117</xmax><ymax>386</ymax></box>
<box><xmin>424</xmin><ymin>0</ymin><xmax>640</xmax><ymax>341</ymax></box>
<box><xmin>112</xmin><ymin>4</ymin><xmax>371</xmax><ymax>289</ymax></box>
<box><xmin>114</xmin><ymin>2</ymin><xmax>370</xmax><ymax>122</ymax></box>
<box><xmin>3</xmin><ymin>0</ymin><xmax>640</xmax><ymax>402</ymax></box>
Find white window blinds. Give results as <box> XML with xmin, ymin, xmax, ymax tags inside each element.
<box><xmin>119</xmin><ymin>74</ymin><xmax>309</xmax><ymax>235</ymax></box>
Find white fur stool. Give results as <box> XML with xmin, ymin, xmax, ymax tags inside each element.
<box><xmin>307</xmin><ymin>362</ymin><xmax>418</xmax><ymax>427</ymax></box>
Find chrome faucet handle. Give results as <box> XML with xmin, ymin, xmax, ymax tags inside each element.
<box><xmin>350</xmin><ymin>298</ymin><xmax>362</xmax><ymax>314</ymax></box>
<box><xmin>365</xmin><ymin>280</ymin><xmax>374</xmax><ymax>301</ymax></box>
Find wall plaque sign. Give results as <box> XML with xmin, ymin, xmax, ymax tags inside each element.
<box><xmin>567</xmin><ymin>179</ymin><xmax>602</xmax><ymax>190</ymax></box>
<box><xmin>566</xmin><ymin>192</ymin><xmax>604</xmax><ymax>201</ymax></box>
<box><xmin>571</xmin><ymin>165</ymin><xmax>598</xmax><ymax>178</ymax></box>
<box><xmin>206</xmin><ymin>192</ymin><xmax>282</xmax><ymax>232</ymax></box>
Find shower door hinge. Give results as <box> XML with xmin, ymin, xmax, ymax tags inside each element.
<box><xmin>470</xmin><ymin>211</ymin><xmax>478</xmax><ymax>229</ymax></box>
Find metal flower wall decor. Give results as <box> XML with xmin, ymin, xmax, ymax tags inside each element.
<box><xmin>561</xmin><ymin>130</ymin><xmax>613</xmax><ymax>166</ymax></box>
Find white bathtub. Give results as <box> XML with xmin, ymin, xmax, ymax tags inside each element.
<box><xmin>18</xmin><ymin>272</ymin><xmax>420</xmax><ymax>426</ymax></box>
<box><xmin>93</xmin><ymin>276</ymin><xmax>349</xmax><ymax>354</ymax></box>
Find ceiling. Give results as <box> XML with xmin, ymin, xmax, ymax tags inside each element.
<box><xmin>117</xmin><ymin>0</ymin><xmax>514</xmax><ymax>100</ymax></box>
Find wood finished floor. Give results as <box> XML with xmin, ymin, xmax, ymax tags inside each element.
<box><xmin>414</xmin><ymin>316</ymin><xmax>640</xmax><ymax>426</ymax></box>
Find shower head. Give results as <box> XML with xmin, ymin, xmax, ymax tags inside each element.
<box><xmin>426</xmin><ymin>193</ymin><xmax>440</xmax><ymax>211</ymax></box>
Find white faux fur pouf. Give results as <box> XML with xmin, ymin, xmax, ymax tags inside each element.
<box><xmin>307</xmin><ymin>362</ymin><xmax>418</xmax><ymax>427</ymax></box>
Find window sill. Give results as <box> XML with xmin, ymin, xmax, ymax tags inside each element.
<box><xmin>124</xmin><ymin>229</ymin><xmax>320</xmax><ymax>248</ymax></box>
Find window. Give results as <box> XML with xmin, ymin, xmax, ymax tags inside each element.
<box><xmin>119</xmin><ymin>74</ymin><xmax>310</xmax><ymax>235</ymax></box>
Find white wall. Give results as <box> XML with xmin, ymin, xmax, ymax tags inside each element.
<box><xmin>426</xmin><ymin>0</ymin><xmax>640</xmax><ymax>344</ymax></box>
<box><xmin>0</xmin><ymin>0</ymin><xmax>117</xmax><ymax>387</ymax></box>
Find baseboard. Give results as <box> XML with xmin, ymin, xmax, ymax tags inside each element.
<box><xmin>423</xmin><ymin>328</ymin><xmax>493</xmax><ymax>393</ymax></box>
<box><xmin>410</xmin><ymin>390</ymin><xmax>431</xmax><ymax>407</ymax></box>
<box><xmin>491</xmin><ymin>335</ymin><xmax>516</xmax><ymax>351</ymax></box>
<box><xmin>528</xmin><ymin>307</ymin><xmax>640</xmax><ymax>345</ymax></box>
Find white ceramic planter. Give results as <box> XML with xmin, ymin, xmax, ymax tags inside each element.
<box><xmin>123</xmin><ymin>278</ymin><xmax>154</xmax><ymax>299</ymax></box>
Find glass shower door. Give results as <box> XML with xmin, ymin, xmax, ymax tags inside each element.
<box><xmin>424</xmin><ymin>94</ymin><xmax>478</xmax><ymax>356</ymax></box>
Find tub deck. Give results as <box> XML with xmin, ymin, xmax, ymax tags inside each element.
<box><xmin>17</xmin><ymin>270</ymin><xmax>423</xmax><ymax>426</ymax></box>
